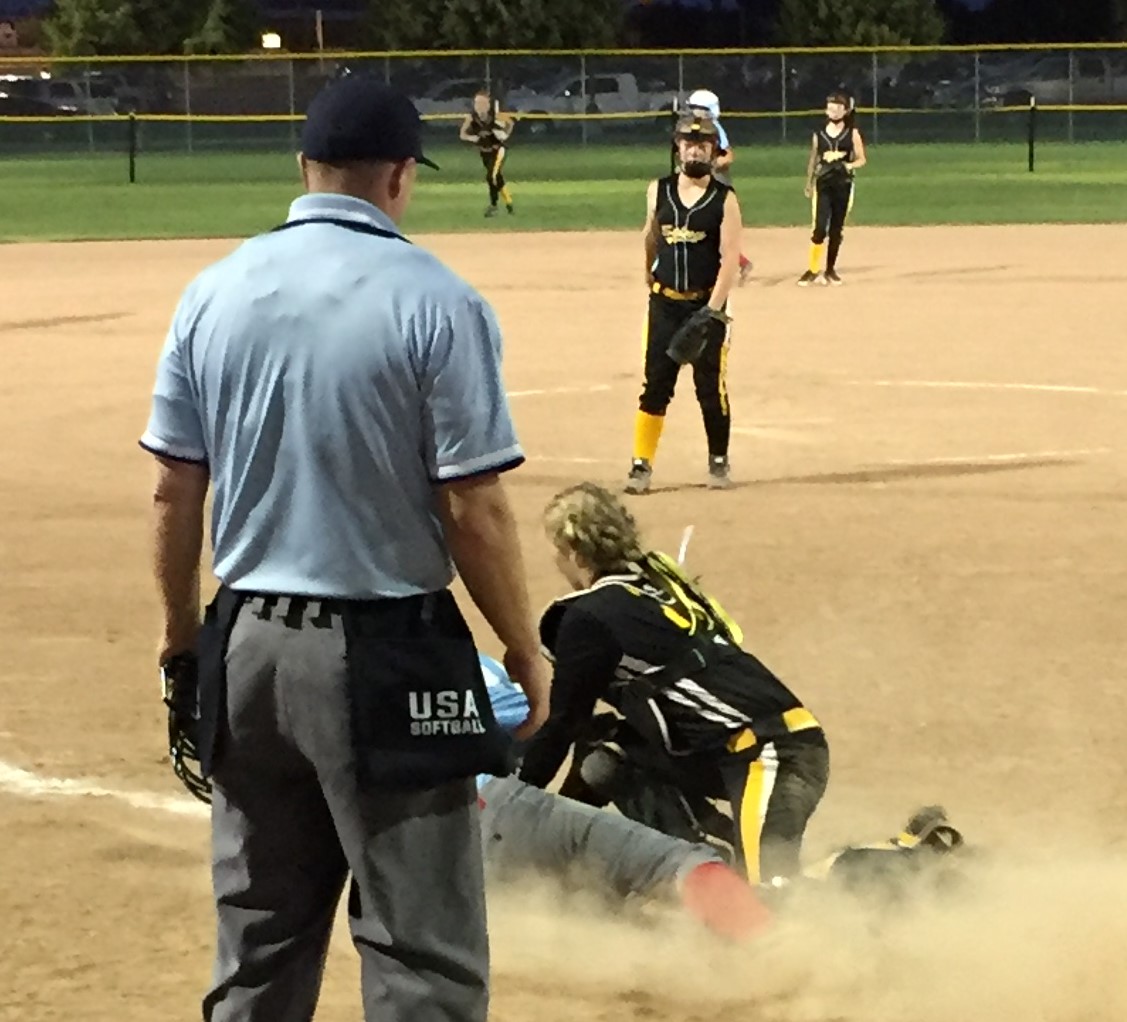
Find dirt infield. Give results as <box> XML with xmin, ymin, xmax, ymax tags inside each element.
<box><xmin>2</xmin><ymin>225</ymin><xmax>1126</xmax><ymax>1021</ymax></box>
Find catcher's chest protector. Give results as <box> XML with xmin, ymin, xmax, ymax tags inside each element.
<box><xmin>653</xmin><ymin>174</ymin><xmax>730</xmax><ymax>294</ymax></box>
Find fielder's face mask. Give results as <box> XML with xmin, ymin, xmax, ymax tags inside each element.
<box><xmin>674</xmin><ymin>112</ymin><xmax>717</xmax><ymax>179</ymax></box>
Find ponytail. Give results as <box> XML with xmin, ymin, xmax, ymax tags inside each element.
<box><xmin>637</xmin><ymin>550</ymin><xmax>744</xmax><ymax>646</ymax></box>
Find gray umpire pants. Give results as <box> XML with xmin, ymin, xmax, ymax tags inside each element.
<box><xmin>478</xmin><ymin>775</ymin><xmax>721</xmax><ymax>900</ymax></box>
<box><xmin>203</xmin><ymin>596</ymin><xmax>489</xmax><ymax>1022</ymax></box>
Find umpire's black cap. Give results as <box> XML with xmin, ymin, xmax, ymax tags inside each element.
<box><xmin>301</xmin><ymin>73</ymin><xmax>439</xmax><ymax>170</ymax></box>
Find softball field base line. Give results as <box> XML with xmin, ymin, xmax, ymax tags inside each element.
<box><xmin>0</xmin><ymin>757</ymin><xmax>208</xmax><ymax>820</ymax></box>
<box><xmin>507</xmin><ymin>384</ymin><xmax>613</xmax><ymax>398</ymax></box>
<box><xmin>847</xmin><ymin>379</ymin><xmax>1127</xmax><ymax>398</ymax></box>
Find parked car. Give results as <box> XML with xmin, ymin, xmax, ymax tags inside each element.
<box><xmin>0</xmin><ymin>74</ymin><xmax>118</xmax><ymax>114</ymax></box>
<box><xmin>980</xmin><ymin>54</ymin><xmax>1127</xmax><ymax>107</ymax></box>
<box><xmin>412</xmin><ymin>77</ymin><xmax>487</xmax><ymax>119</ymax></box>
<box><xmin>0</xmin><ymin>92</ymin><xmax>79</xmax><ymax>116</ymax></box>
<box><xmin>506</xmin><ymin>71</ymin><xmax>676</xmax><ymax>132</ymax></box>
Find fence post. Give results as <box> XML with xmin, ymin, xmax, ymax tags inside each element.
<box><xmin>871</xmin><ymin>49</ymin><xmax>879</xmax><ymax>144</ymax></box>
<box><xmin>384</xmin><ymin>55</ymin><xmax>391</xmax><ymax>86</ymax></box>
<box><xmin>580</xmin><ymin>53</ymin><xmax>588</xmax><ymax>147</ymax></box>
<box><xmin>1028</xmin><ymin>94</ymin><xmax>1037</xmax><ymax>172</ymax></box>
<box><xmin>128</xmin><ymin>113</ymin><xmax>137</xmax><ymax>183</ymax></box>
<box><xmin>677</xmin><ymin>52</ymin><xmax>684</xmax><ymax>98</ymax></box>
<box><xmin>287</xmin><ymin>58</ymin><xmax>297</xmax><ymax>150</ymax></box>
<box><xmin>184</xmin><ymin>61</ymin><xmax>193</xmax><ymax>155</ymax></box>
<box><xmin>973</xmin><ymin>50</ymin><xmax>981</xmax><ymax>143</ymax></box>
<box><xmin>84</xmin><ymin>65</ymin><xmax>94</xmax><ymax>153</ymax></box>
<box><xmin>780</xmin><ymin>52</ymin><xmax>788</xmax><ymax>142</ymax></box>
<box><xmin>1067</xmin><ymin>48</ymin><xmax>1075</xmax><ymax>144</ymax></box>
<box><xmin>485</xmin><ymin>53</ymin><xmax>492</xmax><ymax>93</ymax></box>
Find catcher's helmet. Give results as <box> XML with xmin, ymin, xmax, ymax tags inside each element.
<box><xmin>674</xmin><ymin>111</ymin><xmax>719</xmax><ymax>143</ymax></box>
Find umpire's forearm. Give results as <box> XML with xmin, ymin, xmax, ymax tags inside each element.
<box><xmin>151</xmin><ymin>460</ymin><xmax>207</xmax><ymax>657</ymax></box>
<box><xmin>438</xmin><ymin>474</ymin><xmax>540</xmax><ymax>656</ymax></box>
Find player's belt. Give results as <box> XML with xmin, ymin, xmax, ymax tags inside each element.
<box><xmin>726</xmin><ymin>707</ymin><xmax>822</xmax><ymax>753</ymax></box>
<box><xmin>651</xmin><ymin>282</ymin><xmax>709</xmax><ymax>302</ymax></box>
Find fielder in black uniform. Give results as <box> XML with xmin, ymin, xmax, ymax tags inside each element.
<box><xmin>799</xmin><ymin>91</ymin><xmax>867</xmax><ymax>287</ymax></box>
<box><xmin>519</xmin><ymin>482</ymin><xmax>830</xmax><ymax>888</ymax></box>
<box><xmin>629</xmin><ymin>112</ymin><xmax>743</xmax><ymax>495</ymax></box>
<box><xmin>459</xmin><ymin>90</ymin><xmax>515</xmax><ymax>218</ymax></box>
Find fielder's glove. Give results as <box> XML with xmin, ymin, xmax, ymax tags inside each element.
<box><xmin>666</xmin><ymin>306</ymin><xmax>731</xmax><ymax>366</ymax></box>
<box><xmin>160</xmin><ymin>652</ymin><xmax>212</xmax><ymax>805</ymax></box>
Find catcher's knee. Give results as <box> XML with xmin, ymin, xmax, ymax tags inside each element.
<box><xmin>580</xmin><ymin>746</ymin><xmax>625</xmax><ymax>797</ymax></box>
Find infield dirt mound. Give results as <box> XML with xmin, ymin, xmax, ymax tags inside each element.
<box><xmin>487</xmin><ymin>844</ymin><xmax>1127</xmax><ymax>1022</ymax></box>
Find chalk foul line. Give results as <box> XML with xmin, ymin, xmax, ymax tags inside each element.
<box><xmin>0</xmin><ymin>758</ymin><xmax>208</xmax><ymax>820</ymax></box>
<box><xmin>847</xmin><ymin>379</ymin><xmax>1127</xmax><ymax>398</ymax></box>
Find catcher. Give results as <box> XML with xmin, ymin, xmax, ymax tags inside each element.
<box><xmin>628</xmin><ymin>111</ymin><xmax>743</xmax><ymax>495</ymax></box>
<box><xmin>799</xmin><ymin>89</ymin><xmax>867</xmax><ymax>287</ymax></box>
<box><xmin>459</xmin><ymin>89</ymin><xmax>515</xmax><ymax>218</ymax></box>
<box><xmin>519</xmin><ymin>482</ymin><xmax>830</xmax><ymax>888</ymax></box>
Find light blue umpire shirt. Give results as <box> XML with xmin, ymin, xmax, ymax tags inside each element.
<box><xmin>141</xmin><ymin>193</ymin><xmax>524</xmax><ymax>599</ymax></box>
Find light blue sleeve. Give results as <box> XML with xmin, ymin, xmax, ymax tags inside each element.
<box><xmin>139</xmin><ymin>295</ymin><xmax>207</xmax><ymax>464</ymax></box>
<box><xmin>420</xmin><ymin>286</ymin><xmax>525</xmax><ymax>483</ymax></box>
<box><xmin>715</xmin><ymin>118</ymin><xmax>731</xmax><ymax>152</ymax></box>
<box><xmin>479</xmin><ymin>653</ymin><xmax>530</xmax><ymax>733</ymax></box>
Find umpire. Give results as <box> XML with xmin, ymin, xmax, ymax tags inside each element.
<box><xmin>140</xmin><ymin>74</ymin><xmax>549</xmax><ymax>1022</ymax></box>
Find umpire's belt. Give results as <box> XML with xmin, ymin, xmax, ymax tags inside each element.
<box><xmin>651</xmin><ymin>282</ymin><xmax>709</xmax><ymax>302</ymax></box>
<box><xmin>726</xmin><ymin>707</ymin><xmax>822</xmax><ymax>754</ymax></box>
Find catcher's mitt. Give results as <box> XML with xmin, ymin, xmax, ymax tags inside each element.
<box><xmin>160</xmin><ymin>652</ymin><xmax>212</xmax><ymax>804</ymax></box>
<box><xmin>666</xmin><ymin>305</ymin><xmax>731</xmax><ymax>366</ymax></box>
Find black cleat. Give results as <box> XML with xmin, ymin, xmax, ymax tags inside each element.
<box><xmin>797</xmin><ymin>270</ymin><xmax>819</xmax><ymax>287</ymax></box>
<box><xmin>707</xmin><ymin>456</ymin><xmax>732</xmax><ymax>489</ymax></box>
<box><xmin>624</xmin><ymin>458</ymin><xmax>653</xmax><ymax>495</ymax></box>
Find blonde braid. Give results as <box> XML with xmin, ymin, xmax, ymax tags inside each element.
<box><xmin>543</xmin><ymin>482</ymin><xmax>645</xmax><ymax>576</ymax></box>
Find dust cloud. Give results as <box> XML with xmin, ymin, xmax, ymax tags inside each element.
<box><xmin>486</xmin><ymin>844</ymin><xmax>1127</xmax><ymax>1022</ymax></box>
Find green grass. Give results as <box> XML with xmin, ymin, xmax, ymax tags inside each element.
<box><xmin>2</xmin><ymin>141</ymin><xmax>1127</xmax><ymax>242</ymax></box>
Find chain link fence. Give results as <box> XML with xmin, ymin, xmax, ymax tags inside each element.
<box><xmin>2</xmin><ymin>46</ymin><xmax>1127</xmax><ymax>155</ymax></box>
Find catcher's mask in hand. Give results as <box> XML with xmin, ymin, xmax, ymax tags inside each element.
<box><xmin>160</xmin><ymin>652</ymin><xmax>212</xmax><ymax>804</ymax></box>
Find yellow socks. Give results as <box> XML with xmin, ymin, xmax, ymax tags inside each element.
<box><xmin>809</xmin><ymin>243</ymin><xmax>824</xmax><ymax>274</ymax></box>
<box><xmin>500</xmin><ymin>186</ymin><xmax>513</xmax><ymax>206</ymax></box>
<box><xmin>633</xmin><ymin>411</ymin><xmax>665</xmax><ymax>462</ymax></box>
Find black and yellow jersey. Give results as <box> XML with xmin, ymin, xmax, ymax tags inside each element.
<box><xmin>814</xmin><ymin>124</ymin><xmax>856</xmax><ymax>186</ymax></box>
<box><xmin>651</xmin><ymin>173</ymin><xmax>731</xmax><ymax>294</ymax></box>
<box><xmin>469</xmin><ymin>110</ymin><xmax>507</xmax><ymax>151</ymax></box>
<box><xmin>518</xmin><ymin>553</ymin><xmax>819</xmax><ymax>788</ymax></box>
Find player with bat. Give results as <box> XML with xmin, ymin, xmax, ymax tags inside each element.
<box><xmin>626</xmin><ymin>111</ymin><xmax>743</xmax><ymax>495</ymax></box>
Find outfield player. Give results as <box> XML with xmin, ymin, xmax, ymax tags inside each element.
<box><xmin>628</xmin><ymin>111</ymin><xmax>742</xmax><ymax>495</ymax></box>
<box><xmin>520</xmin><ymin>483</ymin><xmax>831</xmax><ymax>887</ymax></box>
<box><xmin>798</xmin><ymin>90</ymin><xmax>867</xmax><ymax>287</ymax></box>
<box><xmin>686</xmin><ymin>89</ymin><xmax>752</xmax><ymax>284</ymax></box>
<box><xmin>459</xmin><ymin>89</ymin><xmax>515</xmax><ymax>217</ymax></box>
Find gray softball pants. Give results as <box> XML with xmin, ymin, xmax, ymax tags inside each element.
<box><xmin>203</xmin><ymin>595</ymin><xmax>489</xmax><ymax>1022</ymax></box>
<box><xmin>478</xmin><ymin>774</ymin><xmax>721</xmax><ymax>900</ymax></box>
